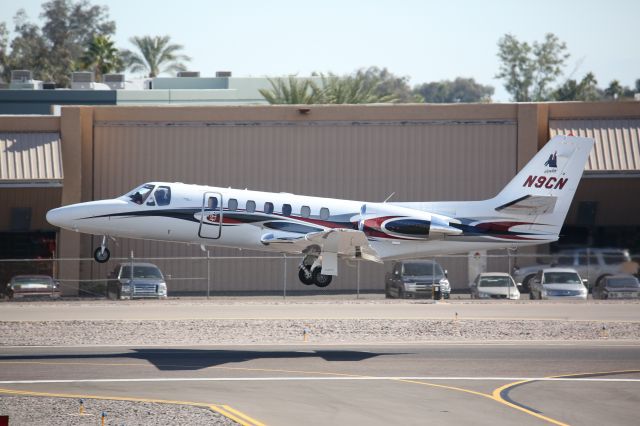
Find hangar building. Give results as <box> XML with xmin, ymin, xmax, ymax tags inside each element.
<box><xmin>0</xmin><ymin>102</ymin><xmax>638</xmax><ymax>294</ymax></box>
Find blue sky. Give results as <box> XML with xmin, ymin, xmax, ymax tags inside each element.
<box><xmin>1</xmin><ymin>0</ymin><xmax>638</xmax><ymax>101</ymax></box>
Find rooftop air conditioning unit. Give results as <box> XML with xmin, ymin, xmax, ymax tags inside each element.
<box><xmin>9</xmin><ymin>70</ymin><xmax>42</xmax><ymax>89</ymax></box>
<box><xmin>177</xmin><ymin>71</ymin><xmax>200</xmax><ymax>77</ymax></box>
<box><xmin>11</xmin><ymin>70</ymin><xmax>33</xmax><ymax>82</ymax></box>
<box><xmin>215</xmin><ymin>71</ymin><xmax>232</xmax><ymax>77</ymax></box>
<box><xmin>103</xmin><ymin>73</ymin><xmax>125</xmax><ymax>90</ymax></box>
<box><xmin>71</xmin><ymin>71</ymin><xmax>95</xmax><ymax>89</ymax></box>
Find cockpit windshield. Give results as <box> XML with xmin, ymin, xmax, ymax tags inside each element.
<box><xmin>126</xmin><ymin>184</ymin><xmax>154</xmax><ymax>204</ymax></box>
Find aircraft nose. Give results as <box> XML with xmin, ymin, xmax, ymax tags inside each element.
<box><xmin>46</xmin><ymin>206</ymin><xmax>71</xmax><ymax>229</ymax></box>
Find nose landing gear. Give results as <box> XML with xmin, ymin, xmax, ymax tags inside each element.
<box><xmin>93</xmin><ymin>236</ymin><xmax>111</xmax><ymax>263</ymax></box>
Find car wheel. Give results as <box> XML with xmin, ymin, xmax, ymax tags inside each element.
<box><xmin>398</xmin><ymin>288</ymin><xmax>405</xmax><ymax>299</ymax></box>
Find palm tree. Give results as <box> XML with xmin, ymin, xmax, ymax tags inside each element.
<box><xmin>320</xmin><ymin>72</ymin><xmax>398</xmax><ymax>104</ymax></box>
<box><xmin>259</xmin><ymin>76</ymin><xmax>322</xmax><ymax>104</ymax></box>
<box><xmin>80</xmin><ymin>35</ymin><xmax>122</xmax><ymax>81</ymax></box>
<box><xmin>122</xmin><ymin>35</ymin><xmax>190</xmax><ymax>78</ymax></box>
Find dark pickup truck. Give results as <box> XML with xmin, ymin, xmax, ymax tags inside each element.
<box><xmin>106</xmin><ymin>262</ymin><xmax>168</xmax><ymax>300</ymax></box>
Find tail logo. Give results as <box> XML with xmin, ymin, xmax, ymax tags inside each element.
<box><xmin>523</xmin><ymin>175</ymin><xmax>568</xmax><ymax>190</ymax></box>
<box><xmin>544</xmin><ymin>151</ymin><xmax>558</xmax><ymax>168</ymax></box>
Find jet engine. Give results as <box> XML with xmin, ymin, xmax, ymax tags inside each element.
<box><xmin>354</xmin><ymin>204</ymin><xmax>461</xmax><ymax>240</ymax></box>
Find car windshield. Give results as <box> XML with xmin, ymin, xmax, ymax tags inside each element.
<box><xmin>607</xmin><ymin>277</ymin><xmax>640</xmax><ymax>288</ymax></box>
<box><xmin>544</xmin><ymin>272</ymin><xmax>581</xmax><ymax>284</ymax></box>
<box><xmin>478</xmin><ymin>276</ymin><xmax>513</xmax><ymax>287</ymax></box>
<box><xmin>121</xmin><ymin>266</ymin><xmax>163</xmax><ymax>279</ymax></box>
<box><xmin>13</xmin><ymin>276</ymin><xmax>50</xmax><ymax>284</ymax></box>
<box><xmin>404</xmin><ymin>263</ymin><xmax>442</xmax><ymax>276</ymax></box>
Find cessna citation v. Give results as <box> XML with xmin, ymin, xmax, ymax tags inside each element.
<box><xmin>47</xmin><ymin>135</ymin><xmax>594</xmax><ymax>288</ymax></box>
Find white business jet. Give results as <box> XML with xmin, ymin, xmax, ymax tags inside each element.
<box><xmin>47</xmin><ymin>135</ymin><xmax>594</xmax><ymax>287</ymax></box>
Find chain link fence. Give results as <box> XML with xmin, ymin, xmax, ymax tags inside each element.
<box><xmin>1</xmin><ymin>249</ymin><xmax>638</xmax><ymax>298</ymax></box>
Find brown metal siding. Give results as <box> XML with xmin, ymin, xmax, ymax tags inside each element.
<box><xmin>549</xmin><ymin>119</ymin><xmax>640</xmax><ymax>172</ymax></box>
<box><xmin>90</xmin><ymin>119</ymin><xmax>516</xmax><ymax>291</ymax></box>
<box><xmin>0</xmin><ymin>132</ymin><xmax>63</xmax><ymax>183</ymax></box>
<box><xmin>0</xmin><ymin>187</ymin><xmax>62</xmax><ymax>231</ymax></box>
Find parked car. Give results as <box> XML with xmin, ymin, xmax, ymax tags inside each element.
<box><xmin>469</xmin><ymin>273</ymin><xmax>520</xmax><ymax>300</ymax></box>
<box><xmin>592</xmin><ymin>274</ymin><xmax>640</xmax><ymax>300</ymax></box>
<box><xmin>514</xmin><ymin>248</ymin><xmax>634</xmax><ymax>292</ymax></box>
<box><xmin>385</xmin><ymin>260</ymin><xmax>450</xmax><ymax>299</ymax></box>
<box><xmin>5</xmin><ymin>275</ymin><xmax>61</xmax><ymax>300</ymax></box>
<box><xmin>529</xmin><ymin>268</ymin><xmax>588</xmax><ymax>300</ymax></box>
<box><xmin>107</xmin><ymin>262</ymin><xmax>168</xmax><ymax>300</ymax></box>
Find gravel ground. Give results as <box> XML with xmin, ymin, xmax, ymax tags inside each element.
<box><xmin>1</xmin><ymin>318</ymin><xmax>639</xmax><ymax>346</ymax></box>
<box><xmin>0</xmin><ymin>396</ymin><xmax>233</xmax><ymax>425</ymax></box>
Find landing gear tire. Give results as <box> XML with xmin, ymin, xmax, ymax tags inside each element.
<box><xmin>94</xmin><ymin>247</ymin><xmax>110</xmax><ymax>263</ymax></box>
<box><xmin>312</xmin><ymin>268</ymin><xmax>332</xmax><ymax>288</ymax></box>
<box><xmin>298</xmin><ymin>268</ymin><xmax>315</xmax><ymax>285</ymax></box>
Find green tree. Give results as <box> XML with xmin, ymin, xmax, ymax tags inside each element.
<box><xmin>81</xmin><ymin>34</ymin><xmax>122</xmax><ymax>81</ymax></box>
<box><xmin>0</xmin><ymin>0</ymin><xmax>115</xmax><ymax>86</ymax></box>
<box><xmin>414</xmin><ymin>77</ymin><xmax>494</xmax><ymax>103</ymax></box>
<box><xmin>122</xmin><ymin>35</ymin><xmax>190</xmax><ymax>78</ymax></box>
<box><xmin>496</xmin><ymin>33</ymin><xmax>569</xmax><ymax>101</ymax></box>
<box><xmin>358</xmin><ymin>66</ymin><xmax>416</xmax><ymax>102</ymax></box>
<box><xmin>259</xmin><ymin>76</ymin><xmax>322</xmax><ymax>104</ymax></box>
<box><xmin>604</xmin><ymin>80</ymin><xmax>623</xmax><ymax>100</ymax></box>
<box><xmin>552</xmin><ymin>72</ymin><xmax>601</xmax><ymax>101</ymax></box>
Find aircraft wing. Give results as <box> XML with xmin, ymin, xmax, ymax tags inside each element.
<box><xmin>261</xmin><ymin>228</ymin><xmax>382</xmax><ymax>263</ymax></box>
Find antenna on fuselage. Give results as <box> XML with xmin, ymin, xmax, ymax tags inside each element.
<box><xmin>383</xmin><ymin>192</ymin><xmax>395</xmax><ymax>203</ymax></box>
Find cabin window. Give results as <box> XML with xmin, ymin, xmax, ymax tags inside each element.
<box><xmin>246</xmin><ymin>200</ymin><xmax>256</xmax><ymax>213</ymax></box>
<box><xmin>320</xmin><ymin>207</ymin><xmax>330</xmax><ymax>220</ymax></box>
<box><xmin>282</xmin><ymin>204</ymin><xmax>292</xmax><ymax>216</ymax></box>
<box><xmin>228</xmin><ymin>198</ymin><xmax>238</xmax><ymax>211</ymax></box>
<box><xmin>300</xmin><ymin>205</ymin><xmax>311</xmax><ymax>218</ymax></box>
<box><xmin>154</xmin><ymin>186</ymin><xmax>171</xmax><ymax>206</ymax></box>
<box><xmin>208</xmin><ymin>196</ymin><xmax>218</xmax><ymax>209</ymax></box>
<box><xmin>264</xmin><ymin>202</ymin><xmax>274</xmax><ymax>214</ymax></box>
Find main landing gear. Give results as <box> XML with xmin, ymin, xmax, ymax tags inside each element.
<box><xmin>93</xmin><ymin>235</ymin><xmax>111</xmax><ymax>263</ymax></box>
<box><xmin>298</xmin><ymin>255</ymin><xmax>332</xmax><ymax>288</ymax></box>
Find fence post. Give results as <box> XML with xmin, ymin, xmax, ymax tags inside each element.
<box><xmin>283</xmin><ymin>254</ymin><xmax>287</xmax><ymax>300</ymax></box>
<box><xmin>207</xmin><ymin>250</ymin><xmax>210</xmax><ymax>300</ymax></box>
<box><xmin>356</xmin><ymin>261</ymin><xmax>360</xmax><ymax>299</ymax></box>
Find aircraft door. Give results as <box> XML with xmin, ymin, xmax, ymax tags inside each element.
<box><xmin>198</xmin><ymin>192</ymin><xmax>223</xmax><ymax>239</ymax></box>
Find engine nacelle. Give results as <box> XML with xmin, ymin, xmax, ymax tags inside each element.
<box><xmin>353</xmin><ymin>204</ymin><xmax>461</xmax><ymax>240</ymax></box>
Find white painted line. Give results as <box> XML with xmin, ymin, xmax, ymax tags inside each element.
<box><xmin>1</xmin><ymin>376</ymin><xmax>639</xmax><ymax>385</ymax></box>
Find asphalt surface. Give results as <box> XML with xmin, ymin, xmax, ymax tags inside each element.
<box><xmin>1</xmin><ymin>342</ymin><xmax>639</xmax><ymax>426</ymax></box>
<box><xmin>2</xmin><ymin>298</ymin><xmax>640</xmax><ymax>321</ymax></box>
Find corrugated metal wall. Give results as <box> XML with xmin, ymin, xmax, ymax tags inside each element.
<box><xmin>0</xmin><ymin>132</ymin><xmax>63</xmax><ymax>183</ymax></box>
<box><xmin>550</xmin><ymin>119</ymin><xmax>640</xmax><ymax>172</ymax></box>
<box><xmin>89</xmin><ymin>119</ymin><xmax>517</xmax><ymax>292</ymax></box>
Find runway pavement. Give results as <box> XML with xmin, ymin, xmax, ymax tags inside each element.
<box><xmin>1</xmin><ymin>342</ymin><xmax>639</xmax><ymax>425</ymax></box>
<box><xmin>2</xmin><ymin>298</ymin><xmax>640</xmax><ymax>322</ymax></box>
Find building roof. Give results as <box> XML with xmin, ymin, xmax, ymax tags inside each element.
<box><xmin>0</xmin><ymin>132</ymin><xmax>63</xmax><ymax>186</ymax></box>
<box><xmin>550</xmin><ymin>119</ymin><xmax>640</xmax><ymax>174</ymax></box>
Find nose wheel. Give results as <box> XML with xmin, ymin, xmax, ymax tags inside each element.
<box><xmin>93</xmin><ymin>236</ymin><xmax>111</xmax><ymax>263</ymax></box>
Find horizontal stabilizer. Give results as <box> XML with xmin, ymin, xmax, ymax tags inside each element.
<box><xmin>495</xmin><ymin>195</ymin><xmax>557</xmax><ymax>216</ymax></box>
